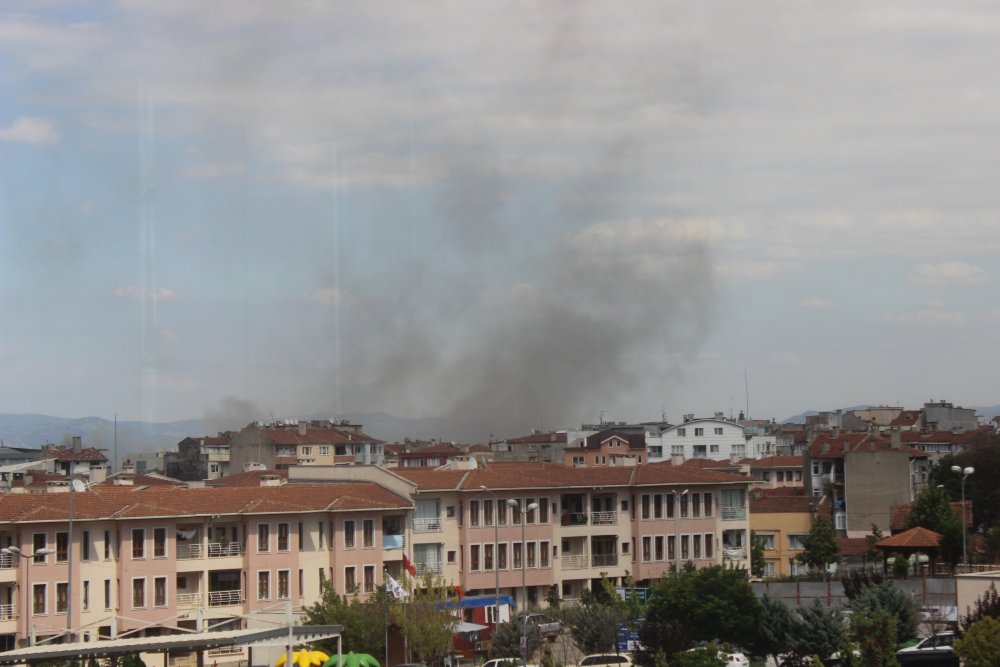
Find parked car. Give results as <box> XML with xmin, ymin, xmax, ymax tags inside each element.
<box><xmin>481</xmin><ymin>660</ymin><xmax>538</xmax><ymax>667</ymax></box>
<box><xmin>895</xmin><ymin>631</ymin><xmax>959</xmax><ymax>666</ymax></box>
<box><xmin>578</xmin><ymin>654</ymin><xmax>633</xmax><ymax>667</ymax></box>
<box><xmin>524</xmin><ymin>613</ymin><xmax>562</xmax><ymax>639</ymax></box>
<box><xmin>719</xmin><ymin>651</ymin><xmax>749</xmax><ymax>667</ymax></box>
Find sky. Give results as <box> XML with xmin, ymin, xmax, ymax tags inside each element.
<box><xmin>2</xmin><ymin>1</ymin><xmax>999</xmax><ymax>441</ymax></box>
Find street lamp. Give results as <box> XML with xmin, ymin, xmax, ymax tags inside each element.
<box><xmin>2</xmin><ymin>546</ymin><xmax>55</xmax><ymax>646</ymax></box>
<box><xmin>673</xmin><ymin>489</ymin><xmax>688</xmax><ymax>573</ymax></box>
<box><xmin>480</xmin><ymin>486</ymin><xmax>501</xmax><ymax>627</ymax></box>
<box><xmin>951</xmin><ymin>465</ymin><xmax>974</xmax><ymax>568</ymax></box>
<box><xmin>507</xmin><ymin>498</ymin><xmax>538</xmax><ymax>667</ymax></box>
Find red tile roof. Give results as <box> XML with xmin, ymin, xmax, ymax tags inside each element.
<box><xmin>807</xmin><ymin>432</ymin><xmax>927</xmax><ymax>458</ymax></box>
<box><xmin>877</xmin><ymin>526</ymin><xmax>942</xmax><ymax>549</ymax></box>
<box><xmin>889</xmin><ymin>501</ymin><xmax>971</xmax><ymax>532</ymax></box>
<box><xmin>748</xmin><ymin>456</ymin><xmax>803</xmax><ymax>468</ymax></box>
<box><xmin>503</xmin><ymin>432</ymin><xmax>568</xmax><ymax>445</ymax></box>
<box><xmin>837</xmin><ymin>537</ymin><xmax>872</xmax><ymax>557</ymax></box>
<box><xmin>399</xmin><ymin>444</ymin><xmax>465</xmax><ymax>457</ymax></box>
<box><xmin>265</xmin><ymin>426</ymin><xmax>380</xmax><ymax>446</ymax></box>
<box><xmin>206</xmin><ymin>469</ymin><xmax>289</xmax><ymax>487</ymax></box>
<box><xmin>42</xmin><ymin>445</ymin><xmax>108</xmax><ymax>462</ymax></box>
<box><xmin>750</xmin><ymin>492</ymin><xmax>825</xmax><ymax>514</ymax></box>
<box><xmin>890</xmin><ymin>411</ymin><xmax>922</xmax><ymax>427</ymax></box>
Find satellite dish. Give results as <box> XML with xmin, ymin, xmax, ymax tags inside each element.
<box><xmin>71</xmin><ymin>478</ymin><xmax>88</xmax><ymax>493</ymax></box>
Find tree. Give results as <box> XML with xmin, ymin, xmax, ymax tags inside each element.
<box><xmin>751</xmin><ymin>594</ymin><xmax>794</xmax><ymax>665</ymax></box>
<box><xmin>303</xmin><ymin>586</ymin><xmax>388</xmax><ymax>657</ymax></box>
<box><xmin>960</xmin><ymin>583</ymin><xmax>1000</xmax><ymax>635</ymax></box>
<box><xmin>841</xmin><ymin>568</ymin><xmax>884</xmax><ymax>601</ymax></box>
<box><xmin>640</xmin><ymin>566</ymin><xmax>761</xmax><ymax>657</ymax></box>
<box><xmin>391</xmin><ymin>573</ymin><xmax>457</xmax><ymax>663</ymax></box>
<box><xmin>955</xmin><ymin>616</ymin><xmax>1000</xmax><ymax>667</ymax></box>
<box><xmin>983</xmin><ymin>527</ymin><xmax>1000</xmax><ymax>564</ymax></box>
<box><xmin>788</xmin><ymin>601</ymin><xmax>843</xmax><ymax>663</ymax></box>
<box><xmin>489</xmin><ymin>617</ymin><xmax>541</xmax><ymax>660</ymax></box>
<box><xmin>904</xmin><ymin>485</ymin><xmax>963</xmax><ymax>565</ymax></box>
<box><xmin>848</xmin><ymin>581</ymin><xmax>919</xmax><ymax>643</ymax></box>
<box><xmin>668</xmin><ymin>644</ymin><xmax>724</xmax><ymax>667</ymax></box>
<box><xmin>750</xmin><ymin>531</ymin><xmax>766</xmax><ymax>578</ymax></box>
<box><xmin>864</xmin><ymin>524</ymin><xmax>884</xmax><ymax>565</ymax></box>
<box><xmin>564</xmin><ymin>603</ymin><xmax>621</xmax><ymax>655</ymax></box>
<box><xmin>851</xmin><ymin>608</ymin><xmax>900</xmax><ymax>667</ymax></box>
<box><xmin>796</xmin><ymin>516</ymin><xmax>840</xmax><ymax>575</ymax></box>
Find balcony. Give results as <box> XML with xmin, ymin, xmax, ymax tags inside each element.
<box><xmin>591</xmin><ymin>554</ymin><xmax>618</xmax><ymax>567</ymax></box>
<box><xmin>560</xmin><ymin>512</ymin><xmax>588</xmax><ymax>526</ymax></box>
<box><xmin>208</xmin><ymin>590</ymin><xmax>244</xmax><ymax>607</ymax></box>
<box><xmin>176</xmin><ymin>592</ymin><xmax>202</xmax><ymax>608</ymax></box>
<box><xmin>723</xmin><ymin>546</ymin><xmax>747</xmax><ymax>560</ymax></box>
<box><xmin>208</xmin><ymin>542</ymin><xmax>244</xmax><ymax>557</ymax></box>
<box><xmin>561</xmin><ymin>555</ymin><xmax>588</xmax><ymax>570</ymax></box>
<box><xmin>590</xmin><ymin>511</ymin><xmax>617</xmax><ymax>526</ymax></box>
<box><xmin>415</xmin><ymin>561</ymin><xmax>443</xmax><ymax>576</ymax></box>
<box><xmin>721</xmin><ymin>506</ymin><xmax>746</xmax><ymax>521</ymax></box>
<box><xmin>383</xmin><ymin>534</ymin><xmax>405</xmax><ymax>550</ymax></box>
<box><xmin>412</xmin><ymin>518</ymin><xmax>442</xmax><ymax>533</ymax></box>
<box><xmin>0</xmin><ymin>603</ymin><xmax>15</xmax><ymax>620</ymax></box>
<box><xmin>177</xmin><ymin>544</ymin><xmax>203</xmax><ymax>560</ymax></box>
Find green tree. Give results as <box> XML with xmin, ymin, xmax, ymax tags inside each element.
<box><xmin>864</xmin><ymin>524</ymin><xmax>884</xmax><ymax>565</ymax></box>
<box><xmin>668</xmin><ymin>644</ymin><xmax>723</xmax><ymax>667</ymax></box>
<box><xmin>959</xmin><ymin>583</ymin><xmax>1000</xmax><ymax>635</ymax></box>
<box><xmin>565</xmin><ymin>602</ymin><xmax>622</xmax><ymax>655</ymax></box>
<box><xmin>391</xmin><ymin>573</ymin><xmax>457</xmax><ymax>663</ymax></box>
<box><xmin>848</xmin><ymin>580</ymin><xmax>919</xmax><ymax>643</ymax></box>
<box><xmin>640</xmin><ymin>566</ymin><xmax>761</xmax><ymax>656</ymax></box>
<box><xmin>751</xmin><ymin>594</ymin><xmax>794</xmax><ymax>665</ymax></box>
<box><xmin>796</xmin><ymin>516</ymin><xmax>840</xmax><ymax>575</ymax></box>
<box><xmin>303</xmin><ymin>586</ymin><xmax>388</xmax><ymax>657</ymax></box>
<box><xmin>489</xmin><ymin>617</ymin><xmax>541</xmax><ymax>660</ymax></box>
<box><xmin>750</xmin><ymin>531</ymin><xmax>766</xmax><ymax>578</ymax></box>
<box><xmin>851</xmin><ymin>607</ymin><xmax>900</xmax><ymax>667</ymax></box>
<box><xmin>904</xmin><ymin>485</ymin><xmax>963</xmax><ymax>565</ymax></box>
<box><xmin>789</xmin><ymin>601</ymin><xmax>843</xmax><ymax>663</ymax></box>
<box><xmin>955</xmin><ymin>616</ymin><xmax>1000</xmax><ymax>667</ymax></box>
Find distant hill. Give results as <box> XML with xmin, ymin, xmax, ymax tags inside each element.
<box><xmin>0</xmin><ymin>413</ymin><xmax>205</xmax><ymax>455</ymax></box>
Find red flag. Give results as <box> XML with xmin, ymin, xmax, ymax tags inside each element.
<box><xmin>454</xmin><ymin>585</ymin><xmax>463</xmax><ymax>602</ymax></box>
<box><xmin>403</xmin><ymin>553</ymin><xmax>416</xmax><ymax>577</ymax></box>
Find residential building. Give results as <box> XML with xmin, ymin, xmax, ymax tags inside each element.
<box><xmin>561</xmin><ymin>430</ymin><xmax>646</xmax><ymax>467</ymax></box>
<box><xmin>749</xmin><ymin>488</ymin><xmax>827</xmax><ymax>577</ymax></box>
<box><xmin>747</xmin><ymin>456</ymin><xmax>805</xmax><ymax>489</ymax></box>
<box><xmin>397</xmin><ymin>443</ymin><xmax>469</xmax><ymax>469</ymax></box>
<box><xmin>646</xmin><ymin>414</ymin><xmax>755</xmax><ymax>462</ymax></box>
<box><xmin>227</xmin><ymin>421</ymin><xmax>383</xmax><ymax>473</ymax></box>
<box><xmin>922</xmin><ymin>400</ymin><xmax>978</xmax><ymax>432</ymax></box>
<box><xmin>40</xmin><ymin>439</ymin><xmax>109</xmax><ymax>483</ymax></box>
<box><xmin>489</xmin><ymin>431</ymin><xmax>568</xmax><ymax>464</ymax></box>
<box><xmin>166</xmin><ymin>434</ymin><xmax>234</xmax><ymax>481</ymax></box>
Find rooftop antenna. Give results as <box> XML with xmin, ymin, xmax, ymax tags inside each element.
<box><xmin>744</xmin><ymin>368</ymin><xmax>751</xmax><ymax>421</ymax></box>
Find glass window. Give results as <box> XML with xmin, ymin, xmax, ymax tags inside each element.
<box><xmin>278</xmin><ymin>570</ymin><xmax>290</xmax><ymax>599</ymax></box>
<box><xmin>56</xmin><ymin>532</ymin><xmax>69</xmax><ymax>562</ymax></box>
<box><xmin>131</xmin><ymin>529</ymin><xmax>145</xmax><ymax>559</ymax></box>
<box><xmin>654</xmin><ymin>536</ymin><xmax>663</xmax><ymax>561</ymax></box>
<box><xmin>789</xmin><ymin>534</ymin><xmax>807</xmax><ymax>550</ymax></box>
<box><xmin>653</xmin><ymin>494</ymin><xmax>662</xmax><ymax>519</ymax></box>
<box><xmin>668</xmin><ymin>535</ymin><xmax>676</xmax><ymax>560</ymax></box>
<box><xmin>705</xmin><ymin>534</ymin><xmax>714</xmax><ymax>559</ymax></box>
<box><xmin>344</xmin><ymin>567</ymin><xmax>356</xmax><ymax>593</ymax></box>
<box><xmin>703</xmin><ymin>493</ymin><xmax>713</xmax><ymax>517</ymax></box>
<box><xmin>470</xmin><ymin>500</ymin><xmax>480</xmax><ymax>526</ymax></box>
<box><xmin>132</xmin><ymin>579</ymin><xmax>145</xmax><ymax>608</ymax></box>
<box><xmin>527</xmin><ymin>542</ymin><xmax>536</xmax><ymax>568</ymax></box>
<box><xmin>344</xmin><ymin>520</ymin><xmax>355</xmax><ymax>548</ymax></box>
<box><xmin>278</xmin><ymin>523</ymin><xmax>290</xmax><ymax>551</ymax></box>
<box><xmin>484</xmin><ymin>544</ymin><xmax>494</xmax><ymax>570</ymax></box>
<box><xmin>540</xmin><ymin>541</ymin><xmax>550</xmax><ymax>567</ymax></box>
<box><xmin>539</xmin><ymin>498</ymin><xmax>549</xmax><ymax>522</ymax></box>
<box><xmin>470</xmin><ymin>544</ymin><xmax>480</xmax><ymax>571</ymax></box>
<box><xmin>154</xmin><ymin>577</ymin><xmax>167</xmax><ymax>607</ymax></box>
<box><xmin>714</xmin><ymin>427</ymin><xmax>723</xmax><ymax>435</ymax></box>
<box><xmin>56</xmin><ymin>582</ymin><xmax>69</xmax><ymax>613</ymax></box>
<box><xmin>483</xmin><ymin>499</ymin><xmax>494</xmax><ymax>525</ymax></box>
<box><xmin>681</xmin><ymin>535</ymin><xmax>690</xmax><ymax>559</ymax></box>
<box><xmin>363</xmin><ymin>519</ymin><xmax>374</xmax><ymax>548</ymax></box>
<box><xmin>642</xmin><ymin>537</ymin><xmax>651</xmax><ymax>562</ymax></box>
<box><xmin>497</xmin><ymin>500</ymin><xmax>507</xmax><ymax>525</ymax></box>
<box><xmin>526</xmin><ymin>498</ymin><xmax>537</xmax><ymax>524</ymax></box>
<box><xmin>154</xmin><ymin>528</ymin><xmax>167</xmax><ymax>558</ymax></box>
<box><xmin>695</xmin><ymin>428</ymin><xmax>704</xmax><ymax>436</ymax></box>
<box><xmin>498</xmin><ymin>543</ymin><xmax>508</xmax><ymax>569</ymax></box>
<box><xmin>641</xmin><ymin>495</ymin><xmax>650</xmax><ymax>519</ymax></box>
<box><xmin>257</xmin><ymin>524</ymin><xmax>270</xmax><ymax>552</ymax></box>
<box><xmin>83</xmin><ymin>580</ymin><xmax>90</xmax><ymax>610</ymax></box>
<box><xmin>681</xmin><ymin>494</ymin><xmax>689</xmax><ymax>518</ymax></box>
<box><xmin>677</xmin><ymin>428</ymin><xmax>686</xmax><ymax>437</ymax></box>
<box><xmin>33</xmin><ymin>584</ymin><xmax>46</xmax><ymax>615</ymax></box>
<box><xmin>513</xmin><ymin>542</ymin><xmax>522</xmax><ymax>569</ymax></box>
<box><xmin>364</xmin><ymin>565</ymin><xmax>375</xmax><ymax>593</ymax></box>
<box><xmin>692</xmin><ymin>494</ymin><xmax>701</xmax><ymax>517</ymax></box>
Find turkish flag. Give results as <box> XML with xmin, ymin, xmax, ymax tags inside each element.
<box><xmin>403</xmin><ymin>553</ymin><xmax>417</xmax><ymax>577</ymax></box>
<box><xmin>454</xmin><ymin>585</ymin><xmax>463</xmax><ymax>602</ymax></box>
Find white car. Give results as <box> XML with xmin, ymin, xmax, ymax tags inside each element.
<box><xmin>720</xmin><ymin>652</ymin><xmax>749</xmax><ymax>667</ymax></box>
<box><xmin>577</xmin><ymin>655</ymin><xmax>633</xmax><ymax>667</ymax></box>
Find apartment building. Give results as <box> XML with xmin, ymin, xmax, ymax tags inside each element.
<box><xmin>645</xmin><ymin>414</ymin><xmax>755</xmax><ymax>463</ymax></box>
<box><xmin>749</xmin><ymin>488</ymin><xmax>827</xmax><ymax>577</ymax></box>
<box><xmin>228</xmin><ymin>421</ymin><xmax>384</xmax><ymax>473</ymax></box>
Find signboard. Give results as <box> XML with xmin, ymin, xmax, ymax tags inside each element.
<box><xmin>614</xmin><ymin>587</ymin><xmax>652</xmax><ymax>603</ymax></box>
<box><xmin>616</xmin><ymin>622</ymin><xmax>644</xmax><ymax>652</ymax></box>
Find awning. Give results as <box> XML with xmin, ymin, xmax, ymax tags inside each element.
<box><xmin>0</xmin><ymin>625</ymin><xmax>342</xmax><ymax>664</ymax></box>
<box><xmin>437</xmin><ymin>594</ymin><xmax>515</xmax><ymax>610</ymax></box>
<box><xmin>455</xmin><ymin>622</ymin><xmax>488</xmax><ymax>634</ymax></box>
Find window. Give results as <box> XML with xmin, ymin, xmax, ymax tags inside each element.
<box><xmin>671</xmin><ymin>444</ymin><xmax>684</xmax><ymax>455</ymax></box>
<box><xmin>484</xmin><ymin>543</ymin><xmax>494</xmax><ymax>570</ymax></box>
<box><xmin>319</xmin><ymin>446</ymin><xmax>329</xmax><ymax>455</ymax></box>
<box><xmin>33</xmin><ymin>584</ymin><xmax>46</xmax><ymax>615</ymax></box>
<box><xmin>301</xmin><ymin>446</ymin><xmax>312</xmax><ymax>456</ymax></box>
<box><xmin>654</xmin><ymin>536</ymin><xmax>663</xmax><ymax>561</ymax></box>
<box><xmin>253</xmin><ymin>571</ymin><xmax>269</xmax><ymax>600</ymax></box>
<box><xmin>539</xmin><ymin>498</ymin><xmax>549</xmax><ymax>523</ymax></box>
<box><xmin>641</xmin><ymin>495</ymin><xmax>650</xmax><ymax>519</ymax></box>
<box><xmin>82</xmin><ymin>531</ymin><xmax>91</xmax><ymax>561</ymax></box>
<box><xmin>540</xmin><ymin>541</ymin><xmax>550</xmax><ymax>567</ymax></box>
<box><xmin>344</xmin><ymin>520</ymin><xmax>355</xmax><ymax>548</ymax></box>
<box><xmin>680</xmin><ymin>494</ymin><xmax>689</xmax><ymax>518</ymax></box>
<box><xmin>693</xmin><ymin>445</ymin><xmax>707</xmax><ymax>458</ymax></box>
<box><xmin>470</xmin><ymin>545</ymin><xmax>480</xmax><ymax>571</ymax></box>
<box><xmin>681</xmin><ymin>535</ymin><xmax>690</xmax><ymax>559</ymax></box>
<box><xmin>642</xmin><ymin>537</ymin><xmax>651</xmax><ymax>562</ymax></box>
<box><xmin>154</xmin><ymin>577</ymin><xmax>167</xmax><ymax>607</ymax></box>
<box><xmin>104</xmin><ymin>580</ymin><xmax>111</xmax><ymax>609</ymax></box>
<box><xmin>498</xmin><ymin>543</ymin><xmax>507</xmax><ymax>569</ymax></box>
<box><xmin>57</xmin><ymin>582</ymin><xmax>68</xmax><ymax>613</ymax></box>
<box><xmin>764</xmin><ymin>561</ymin><xmax>777</xmax><ymax>577</ymax></box>
<box><xmin>363</xmin><ymin>519</ymin><xmax>374</xmax><ymax>548</ymax></box>
<box><xmin>83</xmin><ymin>580</ymin><xmax>90</xmax><ymax>610</ymax></box>
<box><xmin>513</xmin><ymin>542</ymin><xmax>522</xmax><ymax>569</ymax></box>
<box><xmin>447</xmin><ymin>550</ymin><xmax>456</xmax><ymax>563</ymax></box>
<box><xmin>762</xmin><ymin>471</ymin><xmax>771</xmax><ymax>482</ymax></box>
<box><xmin>132</xmin><ymin>579</ymin><xmax>146</xmax><ymax>608</ymax></box>
<box><xmin>693</xmin><ymin>534</ymin><xmax>702</xmax><ymax>559</ymax></box>
<box><xmin>677</xmin><ymin>428</ymin><xmax>686</xmax><ymax>437</ymax></box>
<box><xmin>709</xmin><ymin>444</ymin><xmax>720</xmax><ymax>453</ymax></box>
<box><xmin>714</xmin><ymin>427</ymin><xmax>723</xmax><ymax>435</ymax></box>
<box><xmin>131</xmin><ymin>529</ymin><xmax>145</xmax><ymax>559</ymax></box>
<box><xmin>526</xmin><ymin>498</ymin><xmax>537</xmax><ymax>524</ymax></box>
<box><xmin>704</xmin><ymin>534</ymin><xmax>714</xmax><ymax>559</ymax></box>
<box><xmin>788</xmin><ymin>534</ymin><xmax>807</xmax><ymax>550</ymax></box>
<box><xmin>668</xmin><ymin>535</ymin><xmax>676</xmax><ymax>560</ymax></box>
<box><xmin>344</xmin><ymin>567</ymin><xmax>356</xmax><ymax>593</ymax></box>
<box><xmin>653</xmin><ymin>494</ymin><xmax>662</xmax><ymax>519</ymax></box>
<box><xmin>484</xmin><ymin>499</ymin><xmax>494</xmax><ymax>526</ymax></box>
<box><xmin>757</xmin><ymin>534</ymin><xmax>775</xmax><ymax>550</ymax></box>
<box><xmin>732</xmin><ymin>444</ymin><xmax>745</xmax><ymax>457</ymax></box>
<box><xmin>318</xmin><ymin>520</ymin><xmax>325</xmax><ymax>549</ymax></box>
<box><xmin>297</xmin><ymin>570</ymin><xmax>302</xmax><ymax>598</ymax></box>
<box><xmin>527</xmin><ymin>542</ymin><xmax>536</xmax><ymax>568</ymax></box>
<box><xmin>497</xmin><ymin>501</ymin><xmax>507</xmax><ymax>525</ymax></box>
<box><xmin>154</xmin><ymin>528</ymin><xmax>167</xmax><ymax>558</ymax></box>
<box><xmin>695</xmin><ymin>428</ymin><xmax>704</xmax><ymax>436</ymax></box>
<box><xmin>667</xmin><ymin>494</ymin><xmax>675</xmax><ymax>519</ymax></box>
<box><xmin>298</xmin><ymin>522</ymin><xmax>304</xmax><ymax>550</ymax></box>
<box><xmin>470</xmin><ymin>500</ymin><xmax>480</xmax><ymax>526</ymax></box>
<box><xmin>257</xmin><ymin>524</ymin><xmax>270</xmax><ymax>552</ymax></box>
<box><xmin>364</xmin><ymin>565</ymin><xmax>375</xmax><ymax>593</ymax></box>
<box><xmin>692</xmin><ymin>494</ymin><xmax>701</xmax><ymax>517</ymax></box>
<box><xmin>57</xmin><ymin>532</ymin><xmax>69</xmax><ymax>562</ymax></box>
<box><xmin>104</xmin><ymin>530</ymin><xmax>111</xmax><ymax>560</ymax></box>
<box><xmin>703</xmin><ymin>493</ymin><xmax>713</xmax><ymax>517</ymax></box>
<box><xmin>278</xmin><ymin>523</ymin><xmax>289</xmax><ymax>551</ymax></box>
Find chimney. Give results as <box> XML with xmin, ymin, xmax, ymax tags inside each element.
<box><xmin>298</xmin><ymin>421</ymin><xmax>307</xmax><ymax>436</ymax></box>
<box><xmin>72</xmin><ymin>436</ymin><xmax>82</xmax><ymax>454</ymax></box>
<box><xmin>671</xmin><ymin>453</ymin><xmax>684</xmax><ymax>466</ymax></box>
<box><xmin>890</xmin><ymin>427</ymin><xmax>901</xmax><ymax>449</ymax></box>
<box><xmin>831</xmin><ymin>426</ymin><xmax>840</xmax><ymax>438</ymax></box>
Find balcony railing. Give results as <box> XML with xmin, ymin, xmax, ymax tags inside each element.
<box><xmin>561</xmin><ymin>555</ymin><xmax>588</xmax><ymax>570</ymax></box>
<box><xmin>208</xmin><ymin>542</ymin><xmax>244</xmax><ymax>557</ymax></box>
<box><xmin>383</xmin><ymin>534</ymin><xmax>405</xmax><ymax>550</ymax></box>
<box><xmin>415</xmin><ymin>561</ymin><xmax>443</xmax><ymax>576</ymax></box>
<box><xmin>0</xmin><ymin>553</ymin><xmax>13</xmax><ymax>569</ymax></box>
<box><xmin>590</xmin><ymin>511</ymin><xmax>617</xmax><ymax>526</ymax></box>
<box><xmin>723</xmin><ymin>546</ymin><xmax>747</xmax><ymax>560</ymax></box>
<box><xmin>721</xmin><ymin>506</ymin><xmax>746</xmax><ymax>520</ymax></box>
<box><xmin>591</xmin><ymin>554</ymin><xmax>618</xmax><ymax>567</ymax></box>
<box><xmin>208</xmin><ymin>590</ymin><xmax>244</xmax><ymax>607</ymax></box>
<box><xmin>560</xmin><ymin>512</ymin><xmax>588</xmax><ymax>526</ymax></box>
<box><xmin>176</xmin><ymin>592</ymin><xmax>201</xmax><ymax>607</ymax></box>
<box><xmin>412</xmin><ymin>518</ymin><xmax>442</xmax><ymax>533</ymax></box>
<box><xmin>177</xmin><ymin>543</ymin><xmax>203</xmax><ymax>560</ymax></box>
<box><xmin>0</xmin><ymin>603</ymin><xmax>15</xmax><ymax>620</ymax></box>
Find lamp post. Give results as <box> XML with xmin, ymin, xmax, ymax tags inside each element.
<box><xmin>673</xmin><ymin>489</ymin><xmax>688</xmax><ymax>573</ymax></box>
<box><xmin>507</xmin><ymin>498</ymin><xmax>538</xmax><ymax>667</ymax></box>
<box><xmin>951</xmin><ymin>465</ymin><xmax>974</xmax><ymax>568</ymax></box>
<box><xmin>480</xmin><ymin>486</ymin><xmax>501</xmax><ymax>627</ymax></box>
<box><xmin>2</xmin><ymin>546</ymin><xmax>55</xmax><ymax>646</ymax></box>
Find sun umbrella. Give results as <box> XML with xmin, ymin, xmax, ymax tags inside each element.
<box><xmin>275</xmin><ymin>650</ymin><xmax>330</xmax><ymax>667</ymax></box>
<box><xmin>320</xmin><ymin>651</ymin><xmax>381</xmax><ymax>667</ymax></box>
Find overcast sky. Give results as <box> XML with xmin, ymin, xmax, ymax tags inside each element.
<box><xmin>2</xmin><ymin>2</ymin><xmax>998</xmax><ymax>439</ymax></box>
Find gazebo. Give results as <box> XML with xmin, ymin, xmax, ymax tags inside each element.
<box><xmin>876</xmin><ymin>526</ymin><xmax>943</xmax><ymax>577</ymax></box>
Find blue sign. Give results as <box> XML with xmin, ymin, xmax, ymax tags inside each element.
<box><xmin>616</xmin><ymin>621</ymin><xmax>644</xmax><ymax>652</ymax></box>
